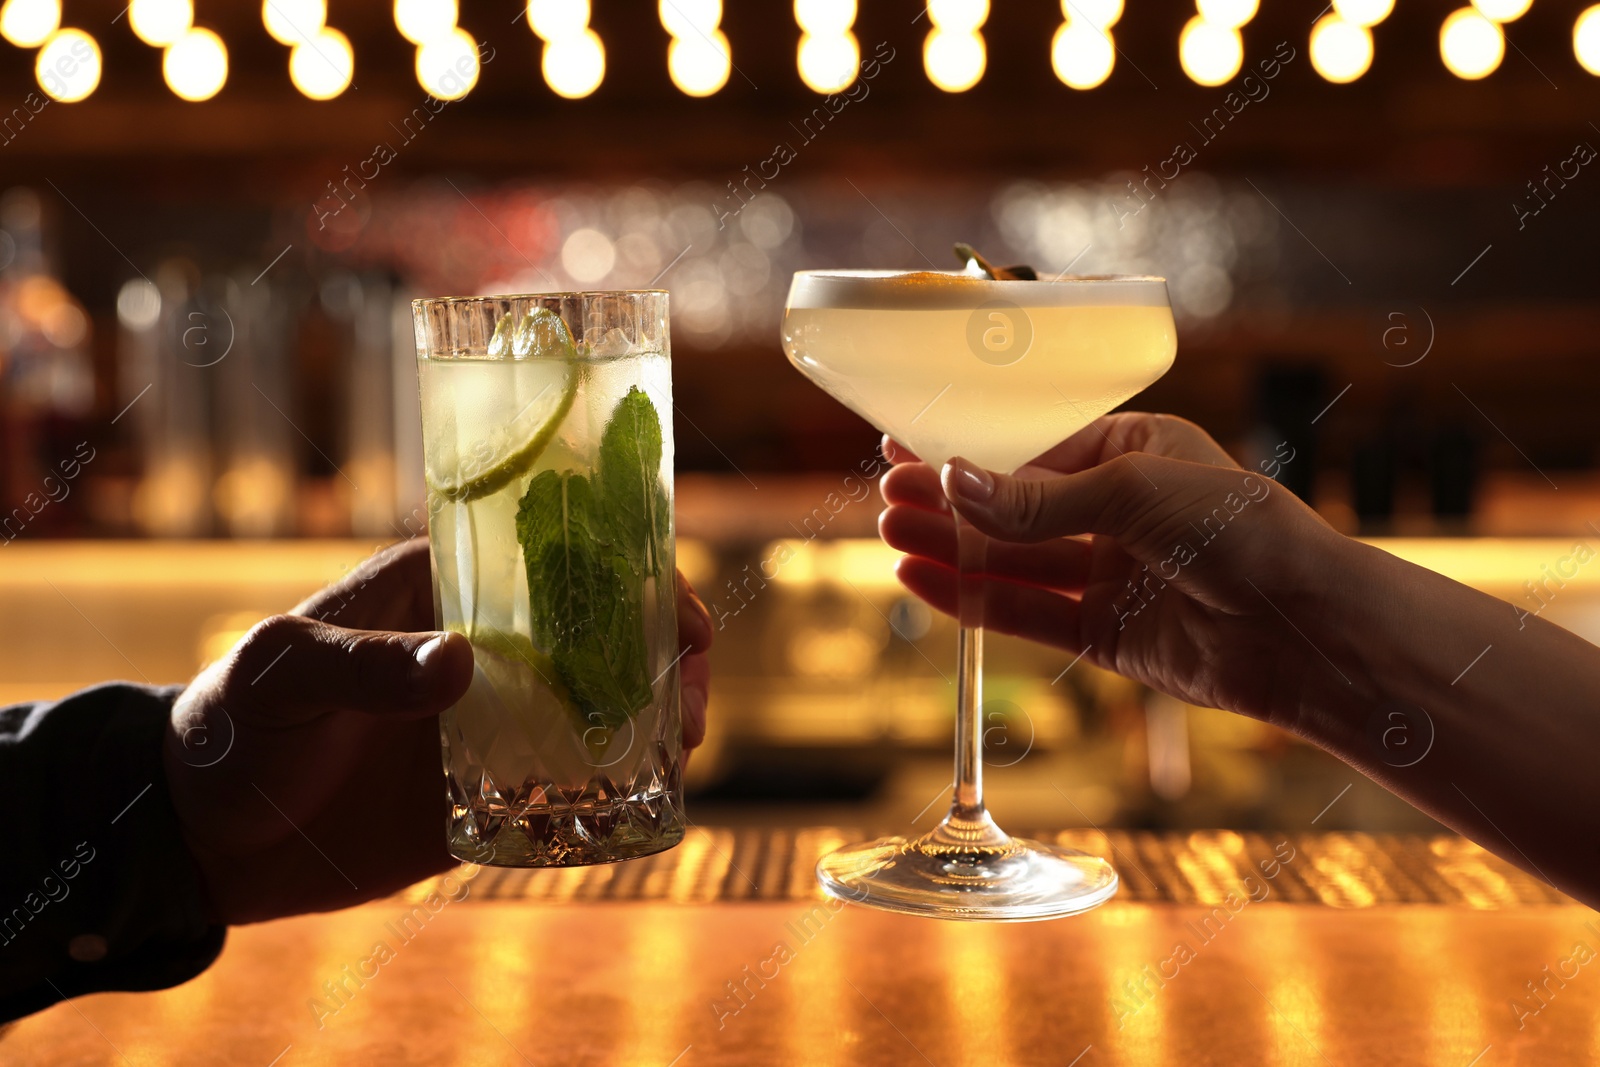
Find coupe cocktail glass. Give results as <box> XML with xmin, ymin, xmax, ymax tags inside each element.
<box><xmin>781</xmin><ymin>270</ymin><xmax>1177</xmax><ymax>919</ymax></box>
<box><xmin>414</xmin><ymin>291</ymin><xmax>683</xmax><ymax>867</ymax></box>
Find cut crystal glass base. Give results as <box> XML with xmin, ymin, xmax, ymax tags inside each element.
<box><xmin>445</xmin><ymin>738</ymin><xmax>684</xmax><ymax>868</ymax></box>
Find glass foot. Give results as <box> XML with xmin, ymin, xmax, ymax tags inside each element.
<box><xmin>816</xmin><ymin>826</ymin><xmax>1119</xmax><ymax>921</ymax></box>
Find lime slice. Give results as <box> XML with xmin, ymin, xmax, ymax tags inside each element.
<box><xmin>448</xmin><ymin>623</ymin><xmax>620</xmax><ymax>782</ymax></box>
<box><xmin>426</xmin><ymin>309</ymin><xmax>580</xmax><ymax>504</ymax></box>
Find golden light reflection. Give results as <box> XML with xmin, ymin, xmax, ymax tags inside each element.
<box><xmin>1430</xmin><ymin>837</ymin><xmax>1516</xmax><ymax>908</ymax></box>
<box><xmin>1175</xmin><ymin>831</ymin><xmax>1247</xmax><ymax>904</ymax></box>
<box><xmin>1302</xmin><ymin>834</ymin><xmax>1381</xmax><ymax>908</ymax></box>
<box><xmin>1103</xmin><ymin>904</ymin><xmax>1168</xmax><ymax>1062</ymax></box>
<box><xmin>937</xmin><ymin>922</ymin><xmax>1014</xmax><ymax>1064</ymax></box>
<box><xmin>463</xmin><ymin>901</ymin><xmax>538</xmax><ymax>1065</ymax></box>
<box><xmin>783</xmin><ymin>900</ymin><xmax>848</xmax><ymax>1067</ymax></box>
<box><xmin>1407</xmin><ymin>909</ymin><xmax>1487</xmax><ymax>1062</ymax></box>
<box><xmin>616</xmin><ymin>906</ymin><xmax>692</xmax><ymax>1065</ymax></box>
<box><xmin>1264</xmin><ymin>929</ymin><xmax>1328</xmax><ymax>1067</ymax></box>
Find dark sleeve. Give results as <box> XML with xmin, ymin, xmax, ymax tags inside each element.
<box><xmin>0</xmin><ymin>683</ymin><xmax>226</xmax><ymax>1023</ymax></box>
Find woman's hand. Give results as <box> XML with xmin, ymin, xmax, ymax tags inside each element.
<box><xmin>879</xmin><ymin>415</ymin><xmax>1349</xmax><ymax>730</ymax></box>
<box><xmin>163</xmin><ymin>538</ymin><xmax>712</xmax><ymax>924</ymax></box>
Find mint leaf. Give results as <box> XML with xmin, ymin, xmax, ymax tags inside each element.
<box><xmin>599</xmin><ymin>386</ymin><xmax>670</xmax><ymax>577</ymax></box>
<box><xmin>514</xmin><ymin>386</ymin><xmax>671</xmax><ymax>732</ymax></box>
<box><xmin>516</xmin><ymin>469</ymin><xmax>651</xmax><ymax>730</ymax></box>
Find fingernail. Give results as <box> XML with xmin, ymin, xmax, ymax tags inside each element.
<box><xmin>410</xmin><ymin>634</ymin><xmax>449</xmax><ymax>688</ymax></box>
<box><xmin>946</xmin><ymin>458</ymin><xmax>995</xmax><ymax>502</ymax></box>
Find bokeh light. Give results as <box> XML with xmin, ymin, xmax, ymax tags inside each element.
<box><xmin>795</xmin><ymin>0</ymin><xmax>856</xmax><ymax>36</ymax></box>
<box><xmin>1196</xmin><ymin>0</ymin><xmax>1259</xmax><ymax>31</ymax></box>
<box><xmin>1471</xmin><ymin>0</ymin><xmax>1532</xmax><ymax>23</ymax></box>
<box><xmin>35</xmin><ymin>27</ymin><xmax>99</xmax><ymax>102</ymax></box>
<box><xmin>1310</xmin><ymin>14</ymin><xmax>1373</xmax><ymax>83</ymax></box>
<box><xmin>668</xmin><ymin>30</ymin><xmax>732</xmax><ymax>96</ymax></box>
<box><xmin>1052</xmin><ymin>21</ymin><xmax>1114</xmax><ymax>90</ymax></box>
<box><xmin>394</xmin><ymin>0</ymin><xmax>456</xmax><ymax>46</ymax></box>
<box><xmin>561</xmin><ymin>228</ymin><xmax>616</xmax><ymax>283</ymax></box>
<box><xmin>262</xmin><ymin>0</ymin><xmax>326</xmax><ymax>46</ymax></box>
<box><xmin>927</xmin><ymin>0</ymin><xmax>989</xmax><ymax>33</ymax></box>
<box><xmin>1577</xmin><ymin>5</ymin><xmax>1600</xmax><ymax>75</ymax></box>
<box><xmin>527</xmin><ymin>0</ymin><xmax>589</xmax><ymax>41</ymax></box>
<box><xmin>1440</xmin><ymin>7</ymin><xmax>1504</xmax><ymax>79</ymax></box>
<box><xmin>0</xmin><ymin>0</ymin><xmax>59</xmax><ymax>48</ymax></box>
<box><xmin>659</xmin><ymin>0</ymin><xmax>720</xmax><ymax>39</ymax></box>
<box><xmin>1062</xmin><ymin>0</ymin><xmax>1122</xmax><ymax>30</ymax></box>
<box><xmin>798</xmin><ymin>31</ymin><xmax>859</xmax><ymax>92</ymax></box>
<box><xmin>162</xmin><ymin>26</ymin><xmax>228</xmax><ymax>101</ymax></box>
<box><xmin>924</xmin><ymin>29</ymin><xmax>985</xmax><ymax>92</ymax></box>
<box><xmin>1332</xmin><ymin>0</ymin><xmax>1394</xmax><ymax>27</ymax></box>
<box><xmin>415</xmin><ymin>24</ymin><xmax>478</xmax><ymax>99</ymax></box>
<box><xmin>542</xmin><ymin>28</ymin><xmax>605</xmax><ymax>99</ymax></box>
<box><xmin>289</xmin><ymin>26</ymin><xmax>353</xmax><ymax>100</ymax></box>
<box><xmin>1179</xmin><ymin>15</ymin><xmax>1243</xmax><ymax>86</ymax></box>
<box><xmin>129</xmin><ymin>0</ymin><xmax>192</xmax><ymax>48</ymax></box>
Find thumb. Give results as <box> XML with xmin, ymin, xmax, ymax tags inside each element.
<box><xmin>225</xmin><ymin>614</ymin><xmax>475</xmax><ymax>722</ymax></box>
<box><xmin>940</xmin><ymin>453</ymin><xmax>1166</xmax><ymax>545</ymax></box>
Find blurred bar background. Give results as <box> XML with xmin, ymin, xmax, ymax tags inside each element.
<box><xmin>4</xmin><ymin>0</ymin><xmax>1600</xmax><ymax>836</ymax></box>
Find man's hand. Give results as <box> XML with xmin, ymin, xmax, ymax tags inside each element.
<box><xmin>163</xmin><ymin>538</ymin><xmax>713</xmax><ymax>925</ymax></box>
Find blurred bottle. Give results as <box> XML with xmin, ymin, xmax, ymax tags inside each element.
<box><xmin>343</xmin><ymin>272</ymin><xmax>400</xmax><ymax>537</ymax></box>
<box><xmin>211</xmin><ymin>268</ymin><xmax>296</xmax><ymax>537</ymax></box>
<box><xmin>118</xmin><ymin>258</ymin><xmax>212</xmax><ymax>537</ymax></box>
<box><xmin>0</xmin><ymin>187</ymin><xmax>95</xmax><ymax>537</ymax></box>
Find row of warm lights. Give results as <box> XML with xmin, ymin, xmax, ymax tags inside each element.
<box><xmin>526</xmin><ymin>0</ymin><xmax>604</xmax><ymax>100</ymax></box>
<box><xmin>1176</xmin><ymin>0</ymin><xmax>1259</xmax><ymax>88</ymax></box>
<box><xmin>395</xmin><ymin>1</ymin><xmax>483</xmax><ymax>101</ymax></box>
<box><xmin>9</xmin><ymin>0</ymin><xmax>1600</xmax><ymax>105</ymax></box>
<box><xmin>1051</xmin><ymin>0</ymin><xmax>1122</xmax><ymax>92</ymax></box>
<box><xmin>796</xmin><ymin>0</ymin><xmax>859</xmax><ymax>95</ymax></box>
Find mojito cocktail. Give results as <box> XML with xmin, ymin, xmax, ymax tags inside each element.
<box><xmin>413</xmin><ymin>292</ymin><xmax>683</xmax><ymax>867</ymax></box>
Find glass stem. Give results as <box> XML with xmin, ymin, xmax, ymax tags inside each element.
<box><xmin>953</xmin><ymin>508</ymin><xmax>986</xmax><ymax>821</ymax></box>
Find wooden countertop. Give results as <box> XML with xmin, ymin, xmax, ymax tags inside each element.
<box><xmin>4</xmin><ymin>831</ymin><xmax>1596</xmax><ymax>1065</ymax></box>
<box><xmin>6</xmin><ymin>902</ymin><xmax>1598</xmax><ymax>1066</ymax></box>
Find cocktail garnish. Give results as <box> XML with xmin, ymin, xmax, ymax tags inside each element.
<box><xmin>953</xmin><ymin>242</ymin><xmax>1039</xmax><ymax>281</ymax></box>
<box><xmin>515</xmin><ymin>386</ymin><xmax>670</xmax><ymax>730</ymax></box>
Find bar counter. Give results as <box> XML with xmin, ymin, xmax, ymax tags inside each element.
<box><xmin>4</xmin><ymin>831</ymin><xmax>1595</xmax><ymax>1065</ymax></box>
